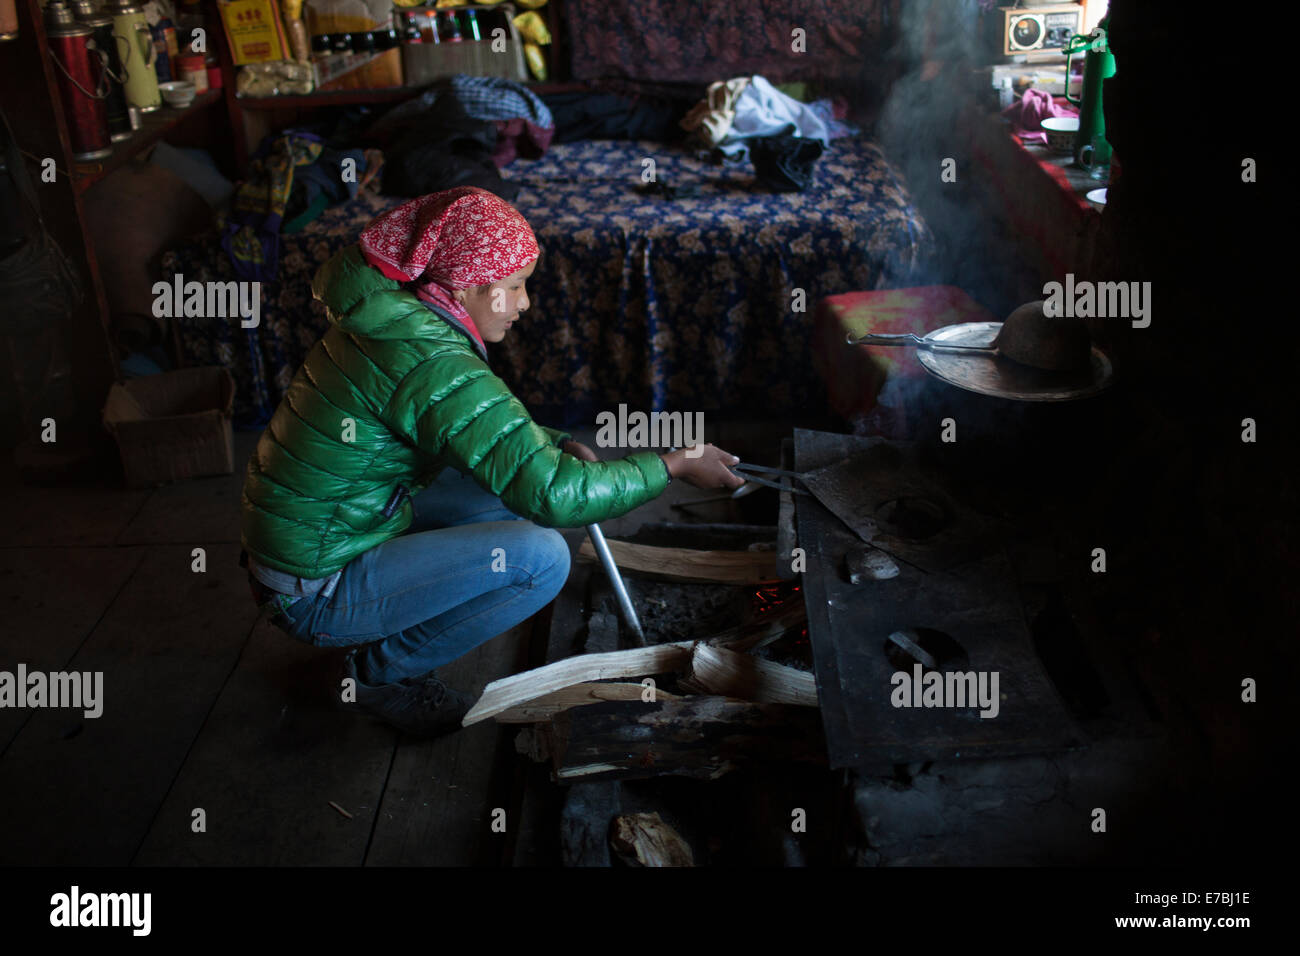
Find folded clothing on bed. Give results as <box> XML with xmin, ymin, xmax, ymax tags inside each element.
<box><xmin>380</xmin><ymin>94</ymin><xmax>520</xmax><ymax>201</ymax></box>
<box><xmin>369</xmin><ymin>75</ymin><xmax>556</xmax><ymax>173</ymax></box>
<box><xmin>448</xmin><ymin>74</ymin><xmax>553</xmax><ymax>129</ymax></box>
<box><xmin>680</xmin><ymin>75</ymin><xmax>835</xmax><ymax>163</ymax></box>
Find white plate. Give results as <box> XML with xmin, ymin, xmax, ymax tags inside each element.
<box><xmin>1086</xmin><ymin>187</ymin><xmax>1107</xmax><ymax>206</ymax></box>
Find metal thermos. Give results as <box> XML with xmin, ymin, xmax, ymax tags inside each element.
<box><xmin>72</xmin><ymin>0</ymin><xmax>132</xmax><ymax>142</ymax></box>
<box><xmin>105</xmin><ymin>0</ymin><xmax>160</xmax><ymax>113</ymax></box>
<box><xmin>44</xmin><ymin>0</ymin><xmax>112</xmax><ymax>161</ymax></box>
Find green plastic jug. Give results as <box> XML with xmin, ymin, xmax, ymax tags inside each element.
<box><xmin>1064</xmin><ymin>13</ymin><xmax>1114</xmax><ymax>167</ymax></box>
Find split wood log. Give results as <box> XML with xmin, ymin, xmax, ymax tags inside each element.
<box><xmin>467</xmin><ymin>599</ymin><xmax>809</xmax><ymax>725</ymax></box>
<box><xmin>548</xmin><ymin>698</ymin><xmax>827</xmax><ymax>781</ymax></box>
<box><xmin>576</xmin><ymin>539</ymin><xmax>780</xmax><ymax>585</ymax></box>
<box><xmin>610</xmin><ymin>813</ymin><xmax>695</xmax><ymax>867</ymax></box>
<box><xmin>462</xmin><ymin>641</ymin><xmax>694</xmax><ymax>726</ymax></box>
<box><xmin>494</xmin><ymin>682</ymin><xmax>682</xmax><ymax>723</ymax></box>
<box><xmin>682</xmin><ymin>644</ymin><xmax>819</xmax><ymax>707</ymax></box>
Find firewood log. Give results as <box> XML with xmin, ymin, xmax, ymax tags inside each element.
<box><xmin>548</xmin><ymin>698</ymin><xmax>827</xmax><ymax>781</ymax></box>
<box><xmin>682</xmin><ymin>643</ymin><xmax>819</xmax><ymax>706</ymax></box>
<box><xmin>610</xmin><ymin>813</ymin><xmax>694</xmax><ymax>867</ymax></box>
<box><xmin>576</xmin><ymin>539</ymin><xmax>780</xmax><ymax>585</ymax></box>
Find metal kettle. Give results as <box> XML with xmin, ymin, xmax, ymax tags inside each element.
<box><xmin>1064</xmin><ymin>11</ymin><xmax>1114</xmax><ymax>167</ymax></box>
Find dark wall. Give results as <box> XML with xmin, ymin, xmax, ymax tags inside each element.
<box><xmin>1086</xmin><ymin>0</ymin><xmax>1289</xmax><ymax>839</ymax></box>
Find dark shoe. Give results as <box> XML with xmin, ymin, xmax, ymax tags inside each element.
<box><xmin>339</xmin><ymin>652</ymin><xmax>472</xmax><ymax>737</ymax></box>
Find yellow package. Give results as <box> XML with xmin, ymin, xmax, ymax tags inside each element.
<box><xmin>513</xmin><ymin>10</ymin><xmax>550</xmax><ymax>45</ymax></box>
<box><xmin>304</xmin><ymin>0</ymin><xmax>388</xmax><ymax>34</ymax></box>
<box><xmin>218</xmin><ymin>0</ymin><xmax>288</xmax><ymax>64</ymax></box>
<box><xmin>524</xmin><ymin>41</ymin><xmax>547</xmax><ymax>80</ymax></box>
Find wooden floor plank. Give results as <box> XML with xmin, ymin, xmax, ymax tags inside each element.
<box><xmin>0</xmin><ymin>547</ymin><xmax>143</xmax><ymax>752</ymax></box>
<box><xmin>0</xmin><ymin>542</ymin><xmax>257</xmax><ymax>865</ymax></box>
<box><xmin>0</xmin><ymin>474</ymin><xmax>151</xmax><ymax>547</ymax></box>
<box><xmin>114</xmin><ymin>431</ymin><xmax>257</xmax><ymax>546</ymax></box>
<box><xmin>133</xmin><ymin>621</ymin><xmax>396</xmax><ymax>866</ymax></box>
<box><xmin>363</xmin><ymin>622</ymin><xmax>528</xmax><ymax>866</ymax></box>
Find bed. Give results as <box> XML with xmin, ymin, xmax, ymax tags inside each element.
<box><xmin>162</xmin><ymin>131</ymin><xmax>931</xmax><ymax>427</ymax></box>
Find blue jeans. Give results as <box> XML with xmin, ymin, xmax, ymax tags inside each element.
<box><xmin>279</xmin><ymin>467</ymin><xmax>570</xmax><ymax>685</ymax></box>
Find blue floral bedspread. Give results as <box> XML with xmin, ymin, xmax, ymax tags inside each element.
<box><xmin>161</xmin><ymin>134</ymin><xmax>931</xmax><ymax>427</ymax></box>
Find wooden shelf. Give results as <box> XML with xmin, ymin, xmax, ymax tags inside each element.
<box><xmin>233</xmin><ymin>78</ymin><xmax>585</xmax><ymax>112</ymax></box>
<box><xmin>71</xmin><ymin>90</ymin><xmax>223</xmax><ymax>193</ymax></box>
<box><xmin>235</xmin><ymin>86</ymin><xmax>410</xmax><ymax>110</ymax></box>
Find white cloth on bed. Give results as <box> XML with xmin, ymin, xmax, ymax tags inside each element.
<box><xmin>716</xmin><ymin>75</ymin><xmax>831</xmax><ymax>162</ymax></box>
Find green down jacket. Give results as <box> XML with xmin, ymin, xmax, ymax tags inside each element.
<box><xmin>241</xmin><ymin>244</ymin><xmax>669</xmax><ymax>579</ymax></box>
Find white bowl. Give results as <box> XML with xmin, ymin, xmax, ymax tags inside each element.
<box><xmin>159</xmin><ymin>81</ymin><xmax>196</xmax><ymax>109</ymax></box>
<box><xmin>1040</xmin><ymin>116</ymin><xmax>1078</xmax><ymax>153</ymax></box>
<box><xmin>1086</xmin><ymin>187</ymin><xmax>1107</xmax><ymax>212</ymax></box>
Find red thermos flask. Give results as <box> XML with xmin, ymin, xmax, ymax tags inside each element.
<box><xmin>45</xmin><ymin>0</ymin><xmax>111</xmax><ymax>161</ymax></box>
<box><xmin>73</xmin><ymin>0</ymin><xmax>132</xmax><ymax>142</ymax></box>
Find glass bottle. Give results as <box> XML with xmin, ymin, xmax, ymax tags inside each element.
<box><xmin>403</xmin><ymin>11</ymin><xmax>422</xmax><ymax>44</ymax></box>
<box><xmin>438</xmin><ymin>10</ymin><xmax>462</xmax><ymax>42</ymax></box>
<box><xmin>462</xmin><ymin>8</ymin><xmax>480</xmax><ymax>41</ymax></box>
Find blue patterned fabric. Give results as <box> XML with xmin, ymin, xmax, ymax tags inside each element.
<box><xmin>161</xmin><ymin>134</ymin><xmax>930</xmax><ymax>427</ymax></box>
<box><xmin>448</xmin><ymin>74</ymin><xmax>553</xmax><ymax>128</ymax></box>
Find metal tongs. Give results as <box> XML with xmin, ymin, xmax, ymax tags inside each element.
<box><xmin>846</xmin><ymin>331</ymin><xmax>997</xmax><ymax>357</ymax></box>
<box><xmin>730</xmin><ymin>462</ymin><xmax>811</xmax><ymax>495</ymax></box>
<box><xmin>671</xmin><ymin>460</ymin><xmax>811</xmax><ymax>511</ymax></box>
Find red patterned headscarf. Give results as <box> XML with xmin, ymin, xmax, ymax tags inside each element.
<box><xmin>358</xmin><ymin>187</ymin><xmax>539</xmax><ymax>349</ymax></box>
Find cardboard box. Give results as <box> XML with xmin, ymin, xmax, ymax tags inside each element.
<box><xmin>399</xmin><ymin>6</ymin><xmax>527</xmax><ymax>86</ymax></box>
<box><xmin>103</xmin><ymin>368</ymin><xmax>236</xmax><ymax>487</ymax></box>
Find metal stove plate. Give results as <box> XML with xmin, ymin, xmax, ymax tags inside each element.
<box><xmin>800</xmin><ymin>443</ymin><xmax>1000</xmax><ymax>573</ymax></box>
<box><xmin>794</xmin><ymin>429</ymin><xmax>1084</xmax><ymax>769</ymax></box>
<box><xmin>917</xmin><ymin>321</ymin><xmax>1114</xmax><ymax>402</ymax></box>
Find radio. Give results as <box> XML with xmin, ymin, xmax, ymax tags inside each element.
<box><xmin>991</xmin><ymin>4</ymin><xmax>1085</xmax><ymax>61</ymax></box>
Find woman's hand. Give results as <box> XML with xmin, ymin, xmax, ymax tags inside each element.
<box><xmin>661</xmin><ymin>445</ymin><xmax>746</xmax><ymax>490</ymax></box>
<box><xmin>562</xmin><ymin>439</ymin><xmax>600</xmax><ymax>463</ymax></box>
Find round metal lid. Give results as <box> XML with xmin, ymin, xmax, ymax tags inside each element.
<box><xmin>71</xmin><ymin>0</ymin><xmax>112</xmax><ymax>27</ymax></box>
<box><xmin>44</xmin><ymin>0</ymin><xmax>89</xmax><ymax>35</ymax></box>
<box><xmin>916</xmin><ymin>322</ymin><xmax>1114</xmax><ymax>402</ymax></box>
<box><xmin>103</xmin><ymin>0</ymin><xmax>145</xmax><ymax>15</ymax></box>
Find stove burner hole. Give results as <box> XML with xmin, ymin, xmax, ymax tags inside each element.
<box><xmin>874</xmin><ymin>496</ymin><xmax>948</xmax><ymax>540</ymax></box>
<box><xmin>883</xmin><ymin>627</ymin><xmax>969</xmax><ymax>671</ymax></box>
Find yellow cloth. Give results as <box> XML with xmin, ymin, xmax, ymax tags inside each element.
<box><xmin>679</xmin><ymin>77</ymin><xmax>750</xmax><ymax>147</ymax></box>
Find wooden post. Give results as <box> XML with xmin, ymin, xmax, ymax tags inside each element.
<box><xmin>2</xmin><ymin>0</ymin><xmax>119</xmax><ymax>454</ymax></box>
